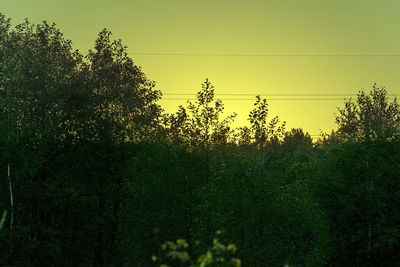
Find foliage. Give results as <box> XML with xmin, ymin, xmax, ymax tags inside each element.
<box><xmin>0</xmin><ymin>14</ymin><xmax>162</xmax><ymax>145</ymax></box>
<box><xmin>0</xmin><ymin>13</ymin><xmax>162</xmax><ymax>266</ymax></box>
<box><xmin>154</xmin><ymin>234</ymin><xmax>241</xmax><ymax>267</ymax></box>
<box><xmin>283</xmin><ymin>128</ymin><xmax>313</xmax><ymax>148</ymax></box>
<box><xmin>238</xmin><ymin>95</ymin><xmax>286</xmax><ymax>147</ymax></box>
<box><xmin>334</xmin><ymin>84</ymin><xmax>400</xmax><ymax>142</ymax></box>
<box><xmin>85</xmin><ymin>29</ymin><xmax>163</xmax><ymax>141</ymax></box>
<box><xmin>1</xmin><ymin>12</ymin><xmax>400</xmax><ymax>267</ymax></box>
<box><xmin>308</xmin><ymin>140</ymin><xmax>400</xmax><ymax>266</ymax></box>
<box><xmin>164</xmin><ymin>79</ymin><xmax>236</xmax><ymax>147</ymax></box>
<box><xmin>193</xmin><ymin>147</ymin><xmax>330</xmax><ymax>266</ymax></box>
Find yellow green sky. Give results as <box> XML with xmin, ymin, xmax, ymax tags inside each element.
<box><xmin>2</xmin><ymin>0</ymin><xmax>400</xmax><ymax>137</ymax></box>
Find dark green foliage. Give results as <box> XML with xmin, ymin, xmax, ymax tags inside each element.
<box><xmin>191</xmin><ymin>146</ymin><xmax>330</xmax><ymax>266</ymax></box>
<box><xmin>85</xmin><ymin>29</ymin><xmax>163</xmax><ymax>141</ymax></box>
<box><xmin>309</xmin><ymin>140</ymin><xmax>400</xmax><ymax>266</ymax></box>
<box><xmin>163</xmin><ymin>79</ymin><xmax>237</xmax><ymax>147</ymax></box>
<box><xmin>155</xmin><ymin>236</ymin><xmax>241</xmax><ymax>266</ymax></box>
<box><xmin>0</xmin><ymin>13</ymin><xmax>162</xmax><ymax>266</ymax></box>
<box><xmin>1</xmin><ymin>12</ymin><xmax>400</xmax><ymax>267</ymax></box>
<box><xmin>238</xmin><ymin>95</ymin><xmax>286</xmax><ymax>147</ymax></box>
<box><xmin>334</xmin><ymin>84</ymin><xmax>400</xmax><ymax>142</ymax></box>
<box><xmin>117</xmin><ymin>139</ymin><xmax>207</xmax><ymax>265</ymax></box>
<box><xmin>283</xmin><ymin>128</ymin><xmax>313</xmax><ymax>149</ymax></box>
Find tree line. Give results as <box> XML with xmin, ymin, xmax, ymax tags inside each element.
<box><xmin>1</xmin><ymin>14</ymin><xmax>400</xmax><ymax>266</ymax></box>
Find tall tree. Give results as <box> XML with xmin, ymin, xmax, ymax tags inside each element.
<box><xmin>0</xmin><ymin>17</ymin><xmax>84</xmax><ymax>143</ymax></box>
<box><xmin>238</xmin><ymin>95</ymin><xmax>286</xmax><ymax>147</ymax></box>
<box><xmin>335</xmin><ymin>84</ymin><xmax>400</xmax><ymax>142</ymax></box>
<box><xmin>0</xmin><ymin>15</ymin><xmax>164</xmax><ymax>265</ymax></box>
<box><xmin>164</xmin><ymin>78</ymin><xmax>236</xmax><ymax>147</ymax></box>
<box><xmin>85</xmin><ymin>29</ymin><xmax>163</xmax><ymax>142</ymax></box>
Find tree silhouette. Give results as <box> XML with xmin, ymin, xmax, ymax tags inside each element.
<box><xmin>283</xmin><ymin>128</ymin><xmax>313</xmax><ymax>148</ymax></box>
<box><xmin>335</xmin><ymin>84</ymin><xmax>400</xmax><ymax>142</ymax></box>
<box><xmin>238</xmin><ymin>95</ymin><xmax>286</xmax><ymax>147</ymax></box>
<box><xmin>86</xmin><ymin>29</ymin><xmax>163</xmax><ymax>142</ymax></box>
<box><xmin>0</xmin><ymin>15</ymin><xmax>164</xmax><ymax>265</ymax></box>
<box><xmin>164</xmin><ymin>78</ymin><xmax>236</xmax><ymax>147</ymax></box>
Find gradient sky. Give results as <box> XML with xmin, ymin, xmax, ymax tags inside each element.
<box><xmin>2</xmin><ymin>0</ymin><xmax>400</xmax><ymax>137</ymax></box>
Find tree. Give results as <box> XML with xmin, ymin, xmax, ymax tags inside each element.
<box><xmin>0</xmin><ymin>14</ymin><xmax>164</xmax><ymax>265</ymax></box>
<box><xmin>310</xmin><ymin>140</ymin><xmax>400</xmax><ymax>265</ymax></box>
<box><xmin>238</xmin><ymin>95</ymin><xmax>286</xmax><ymax>147</ymax></box>
<box><xmin>335</xmin><ymin>84</ymin><xmax>400</xmax><ymax>142</ymax></box>
<box><xmin>164</xmin><ymin>79</ymin><xmax>236</xmax><ymax>147</ymax></box>
<box><xmin>283</xmin><ymin>128</ymin><xmax>313</xmax><ymax>148</ymax></box>
<box><xmin>1</xmin><ymin>17</ymin><xmax>85</xmax><ymax>253</ymax></box>
<box><xmin>0</xmin><ymin>17</ymin><xmax>82</xmax><ymax>143</ymax></box>
<box><xmin>85</xmin><ymin>29</ymin><xmax>163</xmax><ymax>142</ymax></box>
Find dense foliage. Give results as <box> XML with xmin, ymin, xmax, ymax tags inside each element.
<box><xmin>1</xmin><ymin>14</ymin><xmax>400</xmax><ymax>266</ymax></box>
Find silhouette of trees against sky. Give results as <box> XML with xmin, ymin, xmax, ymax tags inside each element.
<box><xmin>238</xmin><ymin>95</ymin><xmax>286</xmax><ymax>147</ymax></box>
<box><xmin>334</xmin><ymin>84</ymin><xmax>400</xmax><ymax>142</ymax></box>
<box><xmin>0</xmin><ymin>17</ymin><xmax>162</xmax><ymax>144</ymax></box>
<box><xmin>0</xmin><ymin>15</ymin><xmax>162</xmax><ymax>265</ymax></box>
<box><xmin>3</xmin><ymin>12</ymin><xmax>400</xmax><ymax>266</ymax></box>
<box><xmin>0</xmin><ymin>18</ymin><xmax>81</xmax><ymax>144</ymax></box>
<box><xmin>164</xmin><ymin>80</ymin><xmax>288</xmax><ymax>148</ymax></box>
<box><xmin>283</xmin><ymin>128</ymin><xmax>313</xmax><ymax>148</ymax></box>
<box><xmin>86</xmin><ymin>29</ymin><xmax>162</xmax><ymax>142</ymax></box>
<box><xmin>164</xmin><ymin>78</ymin><xmax>237</xmax><ymax>147</ymax></box>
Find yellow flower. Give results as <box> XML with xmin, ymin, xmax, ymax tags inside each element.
<box><xmin>151</xmin><ymin>255</ymin><xmax>157</xmax><ymax>262</ymax></box>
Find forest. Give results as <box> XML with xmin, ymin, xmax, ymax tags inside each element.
<box><xmin>1</xmin><ymin>14</ymin><xmax>400</xmax><ymax>266</ymax></box>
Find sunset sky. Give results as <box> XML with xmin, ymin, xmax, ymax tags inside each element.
<box><xmin>2</xmin><ymin>0</ymin><xmax>400</xmax><ymax>137</ymax></box>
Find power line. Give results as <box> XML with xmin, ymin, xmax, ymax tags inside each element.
<box><xmin>164</xmin><ymin>93</ymin><xmax>362</xmax><ymax>96</ymax></box>
<box><xmin>161</xmin><ymin>98</ymin><xmax>348</xmax><ymax>101</ymax></box>
<box><xmin>163</xmin><ymin>93</ymin><xmax>400</xmax><ymax>97</ymax></box>
<box><xmin>161</xmin><ymin>97</ymin><xmax>398</xmax><ymax>101</ymax></box>
<box><xmin>130</xmin><ymin>53</ymin><xmax>400</xmax><ymax>57</ymax></box>
<box><xmin>161</xmin><ymin>93</ymin><xmax>399</xmax><ymax>100</ymax></box>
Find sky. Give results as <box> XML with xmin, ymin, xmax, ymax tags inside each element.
<box><xmin>2</xmin><ymin>0</ymin><xmax>400</xmax><ymax>137</ymax></box>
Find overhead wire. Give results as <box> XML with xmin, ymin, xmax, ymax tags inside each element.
<box><xmin>163</xmin><ymin>93</ymin><xmax>400</xmax><ymax>96</ymax></box>
<box><xmin>128</xmin><ymin>52</ymin><xmax>399</xmax><ymax>137</ymax></box>
<box><xmin>159</xmin><ymin>93</ymin><xmax>399</xmax><ymax>136</ymax></box>
<box><xmin>160</xmin><ymin>94</ymin><xmax>399</xmax><ymax>101</ymax></box>
<box><xmin>161</xmin><ymin>98</ymin><xmax>348</xmax><ymax>100</ymax></box>
<box><xmin>129</xmin><ymin>53</ymin><xmax>400</xmax><ymax>57</ymax></box>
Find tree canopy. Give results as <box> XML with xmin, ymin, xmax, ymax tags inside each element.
<box><xmin>2</xmin><ymin>12</ymin><xmax>400</xmax><ymax>267</ymax></box>
<box><xmin>163</xmin><ymin>78</ymin><xmax>236</xmax><ymax>147</ymax></box>
<box><xmin>335</xmin><ymin>84</ymin><xmax>400</xmax><ymax>142</ymax></box>
<box><xmin>0</xmin><ymin>15</ymin><xmax>162</xmax><ymax>145</ymax></box>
